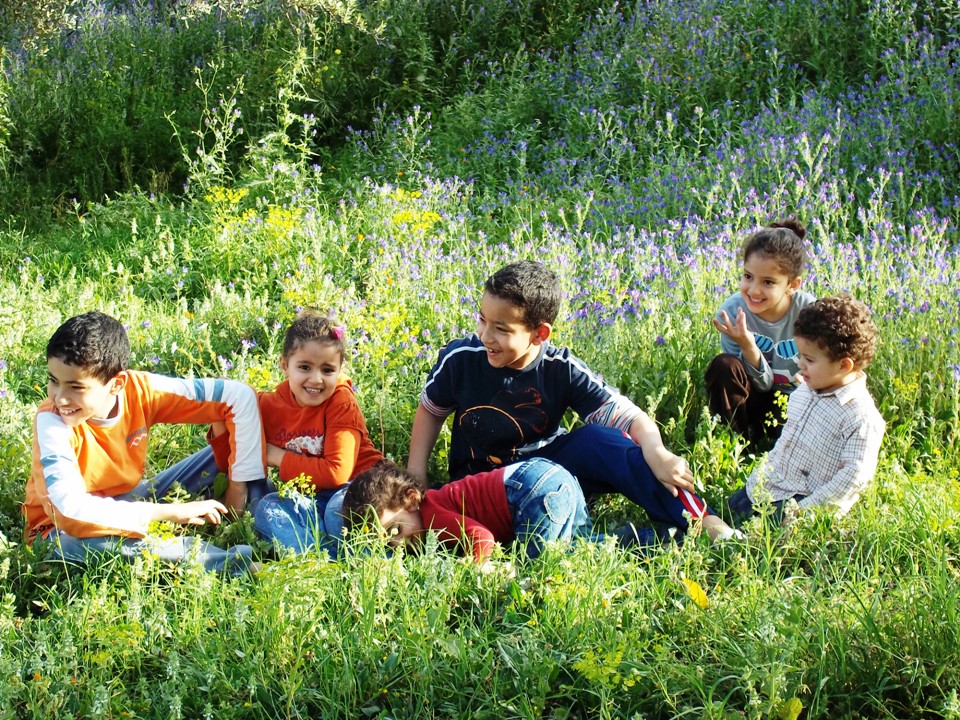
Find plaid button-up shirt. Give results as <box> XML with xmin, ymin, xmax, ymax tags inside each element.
<box><xmin>746</xmin><ymin>373</ymin><xmax>885</xmax><ymax>516</ymax></box>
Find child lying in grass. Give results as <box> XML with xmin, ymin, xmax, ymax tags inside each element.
<box><xmin>728</xmin><ymin>295</ymin><xmax>886</xmax><ymax>525</ymax></box>
<box><xmin>340</xmin><ymin>458</ymin><xmax>595</xmax><ymax>565</ymax></box>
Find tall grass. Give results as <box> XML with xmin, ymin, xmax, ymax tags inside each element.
<box><xmin>0</xmin><ymin>0</ymin><xmax>958</xmax><ymax>717</ymax></box>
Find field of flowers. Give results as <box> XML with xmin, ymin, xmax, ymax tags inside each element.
<box><xmin>1</xmin><ymin>0</ymin><xmax>959</xmax><ymax>717</ymax></box>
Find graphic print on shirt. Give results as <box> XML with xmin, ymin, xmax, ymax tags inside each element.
<box><xmin>754</xmin><ymin>333</ymin><xmax>800</xmax><ymax>385</ymax></box>
<box><xmin>284</xmin><ymin>434</ymin><xmax>325</xmax><ymax>456</ymax></box>
<box><xmin>458</xmin><ymin>387</ymin><xmax>549</xmax><ymax>467</ymax></box>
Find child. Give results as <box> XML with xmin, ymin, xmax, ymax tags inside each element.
<box><xmin>406</xmin><ymin>260</ymin><xmax>737</xmax><ymax>544</ymax></box>
<box><xmin>341</xmin><ymin>458</ymin><xmax>594</xmax><ymax>563</ymax></box>
<box><xmin>706</xmin><ymin>218</ymin><xmax>816</xmax><ymax>442</ymax></box>
<box><xmin>210</xmin><ymin>311</ymin><xmax>384</xmax><ymax>555</ymax></box>
<box><xmin>21</xmin><ymin>312</ymin><xmax>265</xmax><ymax>575</ymax></box>
<box><xmin>727</xmin><ymin>295</ymin><xmax>885</xmax><ymax>524</ymax></box>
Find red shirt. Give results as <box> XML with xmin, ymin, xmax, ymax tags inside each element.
<box><xmin>212</xmin><ymin>376</ymin><xmax>383</xmax><ymax>490</ymax></box>
<box><xmin>421</xmin><ymin>466</ymin><xmax>512</xmax><ymax>562</ymax></box>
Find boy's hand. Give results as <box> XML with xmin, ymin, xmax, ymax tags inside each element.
<box><xmin>223</xmin><ymin>481</ymin><xmax>249</xmax><ymax>516</ymax></box>
<box><xmin>155</xmin><ymin>499</ymin><xmax>228</xmax><ymax>526</ymax></box>
<box><xmin>645</xmin><ymin>446</ymin><xmax>696</xmax><ymax>496</ymax></box>
<box><xmin>780</xmin><ymin>498</ymin><xmax>802</xmax><ymax>526</ymax></box>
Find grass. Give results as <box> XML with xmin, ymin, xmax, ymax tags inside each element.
<box><xmin>0</xmin><ymin>0</ymin><xmax>959</xmax><ymax>717</ymax></box>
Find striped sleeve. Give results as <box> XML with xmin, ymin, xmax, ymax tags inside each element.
<box><xmin>36</xmin><ymin>411</ymin><xmax>154</xmax><ymax>538</ymax></box>
<box><xmin>584</xmin><ymin>394</ymin><xmax>645</xmax><ymax>434</ymax></box>
<box><xmin>147</xmin><ymin>374</ymin><xmax>265</xmax><ymax>483</ymax></box>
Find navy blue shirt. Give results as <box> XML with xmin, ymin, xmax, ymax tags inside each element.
<box><xmin>421</xmin><ymin>335</ymin><xmax>622</xmax><ymax>479</ymax></box>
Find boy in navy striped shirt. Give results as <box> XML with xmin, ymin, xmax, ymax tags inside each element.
<box><xmin>407</xmin><ymin>260</ymin><xmax>737</xmax><ymax>544</ymax></box>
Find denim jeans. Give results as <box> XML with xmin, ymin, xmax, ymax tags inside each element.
<box><xmin>48</xmin><ymin>446</ymin><xmax>255</xmax><ymax>576</ymax></box>
<box><xmin>728</xmin><ymin>487</ymin><xmax>805</xmax><ymax>526</ymax></box>
<box><xmin>538</xmin><ymin>423</ymin><xmax>713</xmax><ymax>530</ymax></box>
<box><xmin>253</xmin><ymin>485</ymin><xmax>349</xmax><ymax>559</ymax></box>
<box><xmin>502</xmin><ymin>458</ymin><xmax>593</xmax><ymax>559</ymax></box>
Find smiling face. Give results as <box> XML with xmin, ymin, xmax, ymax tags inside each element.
<box><xmin>47</xmin><ymin>356</ymin><xmax>125</xmax><ymax>426</ymax></box>
<box><xmin>477</xmin><ymin>292</ymin><xmax>550</xmax><ymax>370</ymax></box>
<box><xmin>280</xmin><ymin>340</ymin><xmax>344</xmax><ymax>407</ymax></box>
<box><xmin>739</xmin><ymin>253</ymin><xmax>802</xmax><ymax>323</ymax></box>
<box><xmin>796</xmin><ymin>336</ymin><xmax>856</xmax><ymax>393</ymax></box>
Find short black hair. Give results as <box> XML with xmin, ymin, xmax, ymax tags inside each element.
<box><xmin>46</xmin><ymin>312</ymin><xmax>130</xmax><ymax>382</ymax></box>
<box><xmin>483</xmin><ymin>261</ymin><xmax>561</xmax><ymax>328</ymax></box>
<box><xmin>794</xmin><ymin>295</ymin><xmax>878</xmax><ymax>368</ymax></box>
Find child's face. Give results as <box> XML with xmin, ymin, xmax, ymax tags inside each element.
<box><xmin>280</xmin><ymin>340</ymin><xmax>343</xmax><ymax>407</ymax></box>
<box><xmin>795</xmin><ymin>336</ymin><xmax>855</xmax><ymax>393</ymax></box>
<box><xmin>477</xmin><ymin>292</ymin><xmax>548</xmax><ymax>370</ymax></box>
<box><xmin>740</xmin><ymin>253</ymin><xmax>802</xmax><ymax>323</ymax></box>
<box><xmin>379</xmin><ymin>505</ymin><xmax>424</xmax><ymax>548</ymax></box>
<box><xmin>47</xmin><ymin>357</ymin><xmax>124</xmax><ymax>427</ymax></box>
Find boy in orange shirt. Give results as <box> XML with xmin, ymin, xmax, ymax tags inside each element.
<box><xmin>22</xmin><ymin>312</ymin><xmax>265</xmax><ymax>574</ymax></box>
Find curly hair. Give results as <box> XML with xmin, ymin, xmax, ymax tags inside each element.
<box><xmin>46</xmin><ymin>312</ymin><xmax>130</xmax><ymax>382</ymax></box>
<box><xmin>340</xmin><ymin>461</ymin><xmax>426</xmax><ymax>532</ymax></box>
<box><xmin>484</xmin><ymin>260</ymin><xmax>561</xmax><ymax>328</ymax></box>
<box><xmin>741</xmin><ymin>217</ymin><xmax>808</xmax><ymax>279</ymax></box>
<box><xmin>282</xmin><ymin>310</ymin><xmax>345</xmax><ymax>362</ymax></box>
<box><xmin>794</xmin><ymin>295</ymin><xmax>878</xmax><ymax>367</ymax></box>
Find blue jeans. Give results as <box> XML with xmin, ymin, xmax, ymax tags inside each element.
<box><xmin>49</xmin><ymin>447</ymin><xmax>255</xmax><ymax>576</ymax></box>
<box><xmin>253</xmin><ymin>485</ymin><xmax>349</xmax><ymax>558</ymax></box>
<box><xmin>538</xmin><ymin>423</ymin><xmax>713</xmax><ymax>530</ymax></box>
<box><xmin>728</xmin><ymin>487</ymin><xmax>805</xmax><ymax>526</ymax></box>
<box><xmin>502</xmin><ymin>458</ymin><xmax>594</xmax><ymax>559</ymax></box>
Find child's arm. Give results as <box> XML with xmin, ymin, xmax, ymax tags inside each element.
<box><xmin>583</xmin><ymin>393</ymin><xmax>696</xmax><ymax>496</ymax></box>
<box><xmin>263</xmin><ymin>387</ymin><xmax>370</xmax><ymax>489</ymax></box>
<box><xmin>36</xmin><ymin>418</ymin><xmax>232</xmax><ymax>536</ymax></box>
<box><xmin>272</xmin><ymin>428</ymin><xmax>362</xmax><ymax>489</ymax></box>
<box><xmin>149</xmin><ymin>498</ymin><xmax>230</xmax><ymax>526</ymax></box>
<box><xmin>151</xmin><ymin>375</ymin><xmax>266</xmax><ymax>514</ymax></box>
<box><xmin>426</xmin><ymin>504</ymin><xmax>497</xmax><ymax>562</ymax></box>
<box><xmin>713</xmin><ymin>307</ymin><xmax>763</xmax><ymax>370</ymax></box>
<box><xmin>627</xmin><ymin>412</ymin><xmax>697</xmax><ymax>496</ymax></box>
<box><xmin>407</xmin><ymin>403</ymin><xmax>446</xmax><ymax>481</ymax></box>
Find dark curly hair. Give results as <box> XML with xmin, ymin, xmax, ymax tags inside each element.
<box><xmin>282</xmin><ymin>310</ymin><xmax>345</xmax><ymax>362</ymax></box>
<box><xmin>484</xmin><ymin>260</ymin><xmax>561</xmax><ymax>328</ymax></box>
<box><xmin>741</xmin><ymin>217</ymin><xmax>808</xmax><ymax>279</ymax></box>
<box><xmin>794</xmin><ymin>295</ymin><xmax>878</xmax><ymax>368</ymax></box>
<box><xmin>46</xmin><ymin>312</ymin><xmax>130</xmax><ymax>382</ymax></box>
<box><xmin>341</xmin><ymin>461</ymin><xmax>425</xmax><ymax>532</ymax></box>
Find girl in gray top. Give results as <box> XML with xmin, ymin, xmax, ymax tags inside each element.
<box><xmin>705</xmin><ymin>218</ymin><xmax>815</xmax><ymax>443</ymax></box>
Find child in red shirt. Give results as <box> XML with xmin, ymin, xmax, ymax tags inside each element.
<box><xmin>341</xmin><ymin>458</ymin><xmax>594</xmax><ymax>565</ymax></box>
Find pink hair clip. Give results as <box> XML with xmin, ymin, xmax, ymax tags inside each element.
<box><xmin>331</xmin><ymin>325</ymin><xmax>345</xmax><ymax>340</ymax></box>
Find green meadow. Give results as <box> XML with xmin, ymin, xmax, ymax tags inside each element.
<box><xmin>0</xmin><ymin>0</ymin><xmax>959</xmax><ymax>717</ymax></box>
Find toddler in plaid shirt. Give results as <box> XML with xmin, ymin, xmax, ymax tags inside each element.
<box><xmin>728</xmin><ymin>295</ymin><xmax>885</xmax><ymax>525</ymax></box>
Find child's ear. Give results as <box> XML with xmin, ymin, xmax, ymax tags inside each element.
<box><xmin>787</xmin><ymin>276</ymin><xmax>803</xmax><ymax>294</ymax></box>
<box><xmin>278</xmin><ymin>355</ymin><xmax>289</xmax><ymax>375</ymax></box>
<box><xmin>533</xmin><ymin>322</ymin><xmax>552</xmax><ymax>343</ymax></box>
<box><xmin>108</xmin><ymin>371</ymin><xmax>128</xmax><ymax>396</ymax></box>
<box><xmin>839</xmin><ymin>356</ymin><xmax>857</xmax><ymax>373</ymax></box>
<box><xmin>403</xmin><ymin>487</ymin><xmax>423</xmax><ymax>511</ymax></box>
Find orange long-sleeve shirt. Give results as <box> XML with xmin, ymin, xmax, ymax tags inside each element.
<box><xmin>212</xmin><ymin>377</ymin><xmax>383</xmax><ymax>490</ymax></box>
<box><xmin>23</xmin><ymin>371</ymin><xmax>265</xmax><ymax>541</ymax></box>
